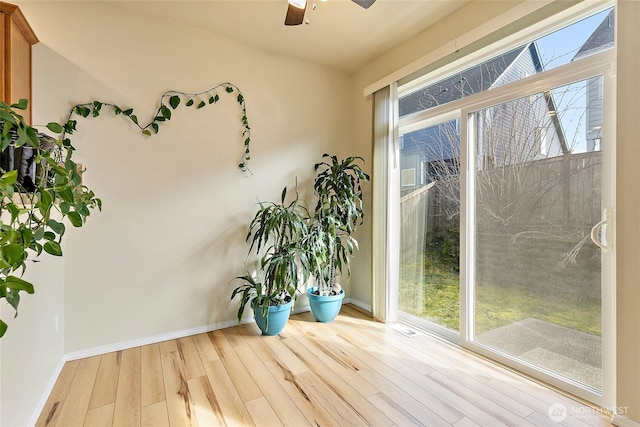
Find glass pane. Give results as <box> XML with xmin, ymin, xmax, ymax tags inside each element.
<box><xmin>472</xmin><ymin>77</ymin><xmax>603</xmax><ymax>390</ymax></box>
<box><xmin>399</xmin><ymin>8</ymin><xmax>613</xmax><ymax>118</ymax></box>
<box><xmin>399</xmin><ymin>119</ymin><xmax>460</xmax><ymax>330</ymax></box>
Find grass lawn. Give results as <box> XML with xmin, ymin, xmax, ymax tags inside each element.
<box><xmin>399</xmin><ymin>232</ymin><xmax>602</xmax><ymax>336</ymax></box>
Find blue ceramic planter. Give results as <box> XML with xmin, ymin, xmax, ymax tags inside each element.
<box><xmin>254</xmin><ymin>299</ymin><xmax>293</xmax><ymax>335</ymax></box>
<box><xmin>307</xmin><ymin>287</ymin><xmax>345</xmax><ymax>323</ymax></box>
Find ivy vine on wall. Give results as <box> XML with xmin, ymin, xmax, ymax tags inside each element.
<box><xmin>0</xmin><ymin>82</ymin><xmax>252</xmax><ymax>337</ymax></box>
<box><xmin>62</xmin><ymin>82</ymin><xmax>253</xmax><ymax>172</ymax></box>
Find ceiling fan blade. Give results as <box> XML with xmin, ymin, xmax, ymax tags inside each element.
<box><xmin>351</xmin><ymin>0</ymin><xmax>376</xmax><ymax>9</ymax></box>
<box><xmin>285</xmin><ymin>3</ymin><xmax>306</xmax><ymax>26</ymax></box>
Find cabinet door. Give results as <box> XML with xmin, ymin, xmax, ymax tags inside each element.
<box><xmin>9</xmin><ymin>15</ymin><xmax>33</xmax><ymax>124</ymax></box>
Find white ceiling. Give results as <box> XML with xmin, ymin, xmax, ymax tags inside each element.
<box><xmin>106</xmin><ymin>0</ymin><xmax>469</xmax><ymax>73</ymax></box>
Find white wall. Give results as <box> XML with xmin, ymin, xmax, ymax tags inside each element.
<box><xmin>2</xmin><ymin>1</ymin><xmax>352</xmax><ymax>425</ymax></box>
<box><xmin>0</xmin><ymin>254</ymin><xmax>65</xmax><ymax>427</ymax></box>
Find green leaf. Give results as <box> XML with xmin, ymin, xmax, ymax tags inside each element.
<box><xmin>46</xmin><ymin>122</ymin><xmax>64</xmax><ymax>133</ymax></box>
<box><xmin>197</xmin><ymin>100</ymin><xmax>206</xmax><ymax>109</ymax></box>
<box><xmin>67</xmin><ymin>211</ymin><xmax>83</xmax><ymax>227</ymax></box>
<box><xmin>47</xmin><ymin>219</ymin><xmax>65</xmax><ymax>235</ymax></box>
<box><xmin>44</xmin><ymin>241</ymin><xmax>63</xmax><ymax>256</ymax></box>
<box><xmin>0</xmin><ymin>319</ymin><xmax>7</xmax><ymax>337</ymax></box>
<box><xmin>160</xmin><ymin>104</ymin><xmax>171</xmax><ymax>120</ymax></box>
<box><xmin>4</xmin><ymin>276</ymin><xmax>35</xmax><ymax>293</ymax></box>
<box><xmin>122</xmin><ymin>108</ymin><xmax>134</xmax><ymax>116</ymax></box>
<box><xmin>3</xmin><ymin>243</ymin><xmax>24</xmax><ymax>265</ymax></box>
<box><xmin>57</xmin><ymin>187</ymin><xmax>74</xmax><ymax>203</ymax></box>
<box><xmin>237</xmin><ymin>94</ymin><xmax>244</xmax><ymax>104</ymax></box>
<box><xmin>33</xmin><ymin>227</ymin><xmax>45</xmax><ymax>241</ymax></box>
<box><xmin>130</xmin><ymin>114</ymin><xmax>139</xmax><ymax>125</ymax></box>
<box><xmin>59</xmin><ymin>201</ymin><xmax>71</xmax><ymax>214</ymax></box>
<box><xmin>74</xmin><ymin>106</ymin><xmax>90</xmax><ymax>117</ymax></box>
<box><xmin>169</xmin><ymin>95</ymin><xmax>180</xmax><ymax>109</ymax></box>
<box><xmin>142</xmin><ymin>129</ymin><xmax>152</xmax><ymax>136</ymax></box>
<box><xmin>151</xmin><ymin>123</ymin><xmax>159</xmax><ymax>134</ymax></box>
<box><xmin>0</xmin><ymin>170</ymin><xmax>17</xmax><ymax>186</ymax></box>
<box><xmin>186</xmin><ymin>99</ymin><xmax>194</xmax><ymax>107</ymax></box>
<box><xmin>10</xmin><ymin>99</ymin><xmax>28</xmax><ymax>110</ymax></box>
<box><xmin>225</xmin><ymin>86</ymin><xmax>234</xmax><ymax>93</ymax></box>
<box><xmin>64</xmin><ymin>120</ymin><xmax>77</xmax><ymax>134</ymax></box>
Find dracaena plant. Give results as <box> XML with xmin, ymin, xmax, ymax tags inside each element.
<box><xmin>308</xmin><ymin>154</ymin><xmax>369</xmax><ymax>296</ymax></box>
<box><xmin>0</xmin><ymin>99</ymin><xmax>101</xmax><ymax>337</ymax></box>
<box><xmin>230</xmin><ymin>184</ymin><xmax>310</xmax><ymax>324</ymax></box>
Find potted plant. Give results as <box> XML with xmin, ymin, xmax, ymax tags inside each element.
<box><xmin>230</xmin><ymin>184</ymin><xmax>310</xmax><ymax>335</ymax></box>
<box><xmin>306</xmin><ymin>154</ymin><xmax>370</xmax><ymax>322</ymax></box>
<box><xmin>0</xmin><ymin>99</ymin><xmax>101</xmax><ymax>337</ymax></box>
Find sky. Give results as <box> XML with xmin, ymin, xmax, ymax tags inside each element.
<box><xmin>535</xmin><ymin>8</ymin><xmax>613</xmax><ymax>153</ymax></box>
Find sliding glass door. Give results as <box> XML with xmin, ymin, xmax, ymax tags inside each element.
<box><xmin>398</xmin><ymin>118</ymin><xmax>461</xmax><ymax>337</ymax></box>
<box><xmin>390</xmin><ymin>5</ymin><xmax>616</xmax><ymax>405</ymax></box>
<box><xmin>465</xmin><ymin>75</ymin><xmax>613</xmax><ymax>399</ymax></box>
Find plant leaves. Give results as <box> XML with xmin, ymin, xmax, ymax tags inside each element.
<box><xmin>10</xmin><ymin>99</ymin><xmax>28</xmax><ymax>110</ymax></box>
<box><xmin>43</xmin><ymin>241</ymin><xmax>63</xmax><ymax>256</ymax></box>
<box><xmin>67</xmin><ymin>211</ymin><xmax>83</xmax><ymax>227</ymax></box>
<box><xmin>169</xmin><ymin>95</ymin><xmax>180</xmax><ymax>109</ymax></box>
<box><xmin>160</xmin><ymin>104</ymin><xmax>171</xmax><ymax>120</ymax></box>
<box><xmin>46</xmin><ymin>122</ymin><xmax>64</xmax><ymax>133</ymax></box>
<box><xmin>4</xmin><ymin>276</ymin><xmax>35</xmax><ymax>293</ymax></box>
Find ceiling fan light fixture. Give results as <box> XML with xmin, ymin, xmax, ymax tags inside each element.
<box><xmin>288</xmin><ymin>0</ymin><xmax>307</xmax><ymax>10</ymax></box>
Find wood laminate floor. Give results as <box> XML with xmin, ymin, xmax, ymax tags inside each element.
<box><xmin>36</xmin><ymin>305</ymin><xmax>613</xmax><ymax>426</ymax></box>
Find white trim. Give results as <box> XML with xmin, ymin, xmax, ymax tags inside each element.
<box><xmin>364</xmin><ymin>0</ymin><xmax>555</xmax><ymax>96</ymax></box>
<box><xmin>64</xmin><ymin>319</ymin><xmax>248</xmax><ymax>361</ymax></box>
<box><xmin>348</xmin><ymin>298</ymin><xmax>372</xmax><ymax>314</ymax></box>
<box><xmin>28</xmin><ymin>357</ymin><xmax>67</xmax><ymax>427</ymax></box>
<box><xmin>612</xmin><ymin>414</ymin><xmax>640</xmax><ymax>427</ymax></box>
<box><xmin>366</xmin><ymin>0</ymin><xmax>612</xmax><ymax>98</ymax></box>
<box><xmin>460</xmin><ymin>60</ymin><xmax>616</xmax><ymax>407</ymax></box>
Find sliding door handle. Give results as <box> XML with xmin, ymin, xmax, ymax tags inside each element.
<box><xmin>591</xmin><ymin>208</ymin><xmax>612</xmax><ymax>252</ymax></box>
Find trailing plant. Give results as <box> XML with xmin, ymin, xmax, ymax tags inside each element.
<box><xmin>0</xmin><ymin>99</ymin><xmax>101</xmax><ymax>337</ymax></box>
<box><xmin>308</xmin><ymin>154</ymin><xmax>369</xmax><ymax>296</ymax></box>
<box><xmin>0</xmin><ymin>82</ymin><xmax>252</xmax><ymax>338</ymax></box>
<box><xmin>62</xmin><ymin>82</ymin><xmax>252</xmax><ymax>172</ymax></box>
<box><xmin>231</xmin><ymin>184</ymin><xmax>310</xmax><ymax>328</ymax></box>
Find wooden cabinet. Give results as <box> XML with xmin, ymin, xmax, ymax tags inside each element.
<box><xmin>0</xmin><ymin>1</ymin><xmax>38</xmax><ymax>124</ymax></box>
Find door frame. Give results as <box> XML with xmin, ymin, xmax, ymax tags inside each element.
<box><xmin>458</xmin><ymin>55</ymin><xmax>616</xmax><ymax>407</ymax></box>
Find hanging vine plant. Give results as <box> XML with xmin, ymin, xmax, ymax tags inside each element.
<box><xmin>0</xmin><ymin>82</ymin><xmax>252</xmax><ymax>337</ymax></box>
<box><xmin>62</xmin><ymin>82</ymin><xmax>252</xmax><ymax>172</ymax></box>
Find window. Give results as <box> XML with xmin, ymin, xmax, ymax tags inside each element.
<box><xmin>389</xmin><ymin>4</ymin><xmax>615</xmax><ymax>406</ymax></box>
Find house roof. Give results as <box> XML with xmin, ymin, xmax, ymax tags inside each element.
<box><xmin>399</xmin><ymin>44</ymin><xmax>540</xmax><ymax>117</ymax></box>
<box><xmin>573</xmin><ymin>9</ymin><xmax>615</xmax><ymax>61</ymax></box>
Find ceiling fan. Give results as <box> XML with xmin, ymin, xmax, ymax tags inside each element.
<box><xmin>285</xmin><ymin>0</ymin><xmax>376</xmax><ymax>26</ymax></box>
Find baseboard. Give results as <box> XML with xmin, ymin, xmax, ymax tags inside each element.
<box><xmin>65</xmin><ymin>318</ymin><xmax>255</xmax><ymax>361</ymax></box>
<box><xmin>348</xmin><ymin>297</ymin><xmax>372</xmax><ymax>313</ymax></box>
<box><xmin>613</xmin><ymin>414</ymin><xmax>640</xmax><ymax>427</ymax></box>
<box><xmin>29</xmin><ymin>303</ymin><xmax>332</xmax><ymax>425</ymax></box>
<box><xmin>28</xmin><ymin>356</ymin><xmax>67</xmax><ymax>427</ymax></box>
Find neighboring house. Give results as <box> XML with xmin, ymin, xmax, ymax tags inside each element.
<box><xmin>573</xmin><ymin>9</ymin><xmax>614</xmax><ymax>152</ymax></box>
<box><xmin>398</xmin><ymin>42</ymin><xmax>566</xmax><ymax>195</ymax></box>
